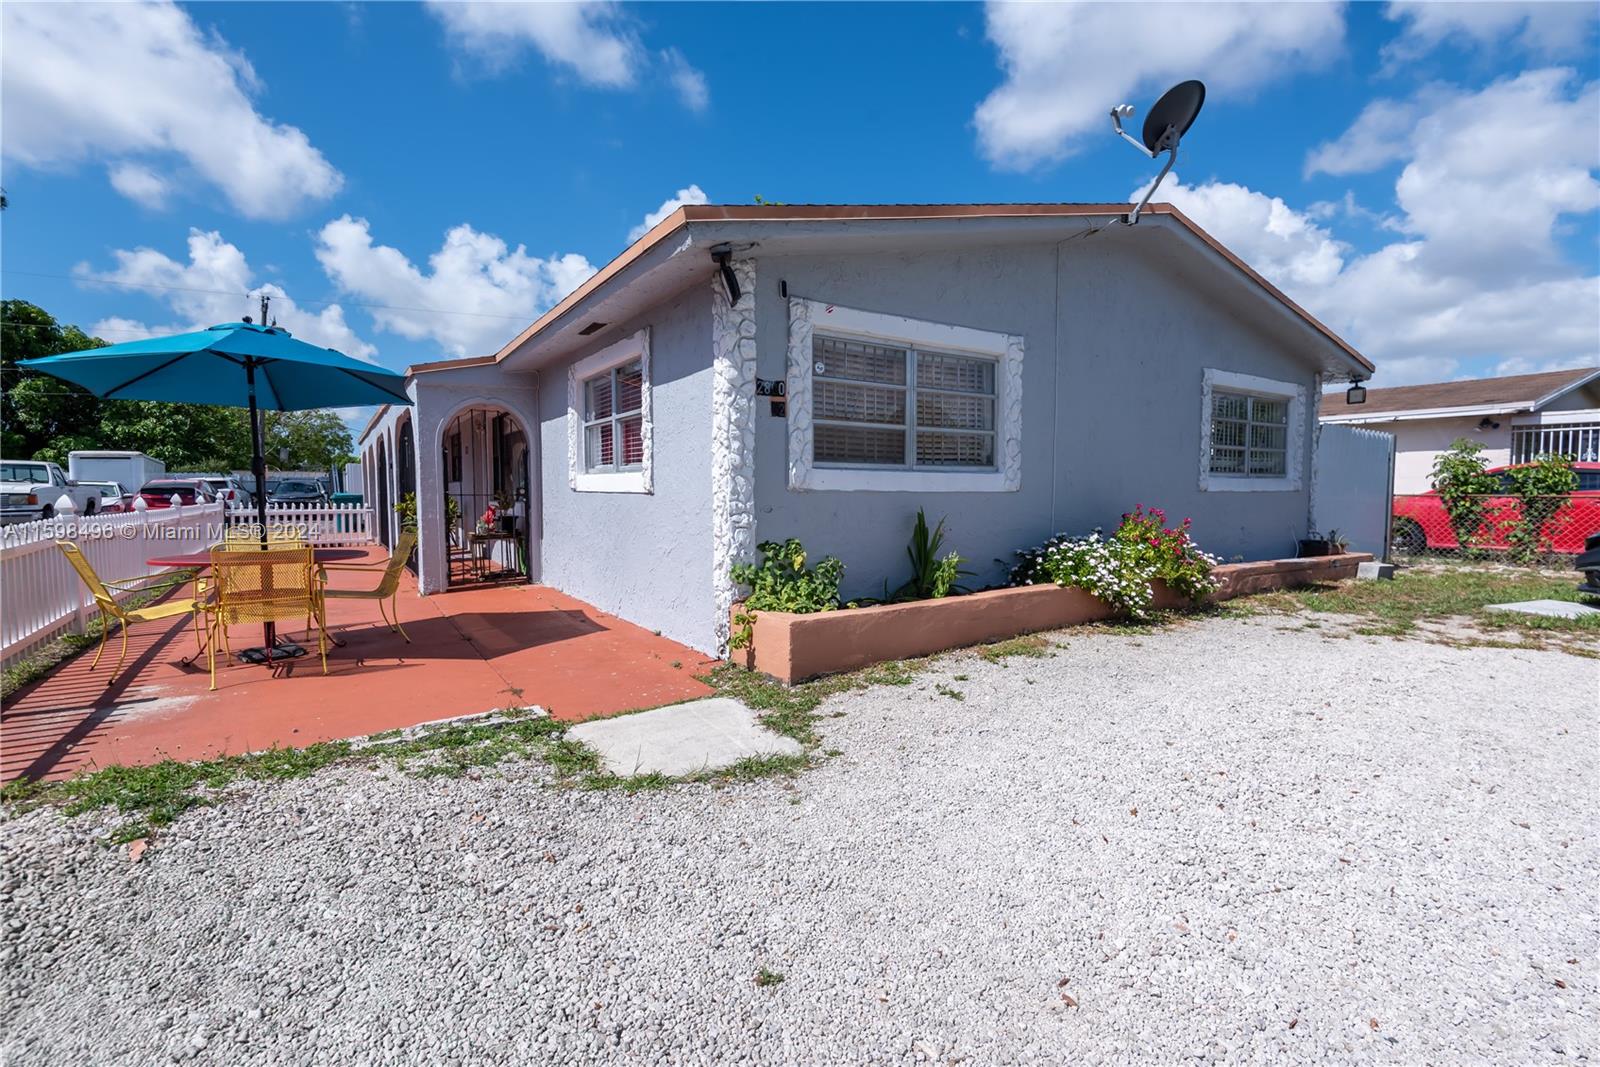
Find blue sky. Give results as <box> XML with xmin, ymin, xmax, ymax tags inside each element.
<box><xmin>3</xmin><ymin>0</ymin><xmax>1597</xmax><ymax>416</ymax></box>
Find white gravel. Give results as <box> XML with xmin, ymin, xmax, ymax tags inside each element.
<box><xmin>3</xmin><ymin>616</ymin><xmax>1596</xmax><ymax>1065</ymax></box>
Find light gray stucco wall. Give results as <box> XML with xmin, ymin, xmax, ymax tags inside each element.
<box><xmin>752</xmin><ymin>244</ymin><xmax>1059</xmax><ymax>600</ymax></box>
<box><xmin>1054</xmin><ymin>236</ymin><xmax>1319</xmax><ymax>562</ymax></box>
<box><xmin>535</xmin><ymin>282</ymin><xmax>720</xmax><ymax>653</ymax></box>
<box><xmin>749</xmin><ymin>234</ymin><xmax>1321</xmax><ymax>601</ymax></box>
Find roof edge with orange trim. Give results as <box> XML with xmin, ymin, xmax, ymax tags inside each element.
<box><xmin>406</xmin><ymin>203</ymin><xmax>1372</xmax><ymax>378</ymax></box>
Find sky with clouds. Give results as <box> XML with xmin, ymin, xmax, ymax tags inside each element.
<box><xmin>3</xmin><ymin>0</ymin><xmax>1596</xmax><ymax>413</ymax></box>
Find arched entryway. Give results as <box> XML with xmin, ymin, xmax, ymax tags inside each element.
<box><xmin>374</xmin><ymin>437</ymin><xmax>391</xmax><ymax>550</ymax></box>
<box><xmin>396</xmin><ymin>413</ymin><xmax>418</xmax><ymax>571</ymax></box>
<box><xmin>439</xmin><ymin>405</ymin><xmax>531</xmax><ymax>587</ymax></box>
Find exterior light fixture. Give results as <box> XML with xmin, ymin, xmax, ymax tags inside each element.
<box><xmin>1346</xmin><ymin>381</ymin><xmax>1367</xmax><ymax>405</ymax></box>
<box><xmin>710</xmin><ymin>244</ymin><xmax>741</xmax><ymax>305</ymax></box>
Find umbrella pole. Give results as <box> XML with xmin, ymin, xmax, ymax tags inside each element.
<box><xmin>245</xmin><ymin>359</ymin><xmax>280</xmax><ymax>660</ymax></box>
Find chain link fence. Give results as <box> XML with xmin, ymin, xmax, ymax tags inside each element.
<box><xmin>1391</xmin><ymin>493</ymin><xmax>1599</xmax><ymax>566</ymax></box>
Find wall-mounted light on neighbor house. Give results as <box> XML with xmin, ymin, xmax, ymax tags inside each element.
<box><xmin>1346</xmin><ymin>380</ymin><xmax>1367</xmax><ymax>405</ymax></box>
<box><xmin>1478</xmin><ymin>416</ymin><xmax>1501</xmax><ymax>431</ymax></box>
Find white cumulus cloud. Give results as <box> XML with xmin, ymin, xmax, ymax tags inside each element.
<box><xmin>628</xmin><ymin>184</ymin><xmax>709</xmax><ymax>241</ymax></box>
<box><xmin>2</xmin><ymin>2</ymin><xmax>342</xmax><ymax>219</ymax></box>
<box><xmin>76</xmin><ymin>229</ymin><xmax>376</xmax><ymax>362</ymax></box>
<box><xmin>662</xmin><ymin>47</ymin><xmax>710</xmax><ymax>112</ymax></box>
<box><xmin>427</xmin><ymin>0</ymin><xmax>640</xmax><ymax>86</ymax></box>
<box><xmin>314</xmin><ymin>216</ymin><xmax>597</xmax><ymax>357</ymax></box>
<box><xmin>1143</xmin><ymin>70</ymin><xmax>1600</xmax><ymax>386</ymax></box>
<box><xmin>1384</xmin><ymin>0</ymin><xmax>1599</xmax><ymax>62</ymax></box>
<box><xmin>974</xmin><ymin>1</ymin><xmax>1344</xmax><ymax>169</ymax></box>
<box><xmin>107</xmin><ymin>162</ymin><xmax>173</xmax><ymax>211</ymax></box>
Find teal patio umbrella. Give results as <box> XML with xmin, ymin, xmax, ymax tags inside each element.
<box><xmin>22</xmin><ymin>317</ymin><xmax>411</xmax><ymax>664</ymax></box>
<box><xmin>20</xmin><ymin>318</ymin><xmax>410</xmax><ymax>531</ymax></box>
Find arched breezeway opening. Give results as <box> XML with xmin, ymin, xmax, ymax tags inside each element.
<box><xmin>374</xmin><ymin>436</ymin><xmax>391</xmax><ymax>550</ymax></box>
<box><xmin>439</xmin><ymin>405</ymin><xmax>531</xmax><ymax>588</ymax></box>
<box><xmin>395</xmin><ymin>411</ymin><xmax>418</xmax><ymax>572</ymax></box>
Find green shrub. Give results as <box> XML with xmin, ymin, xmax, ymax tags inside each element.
<box><xmin>729</xmin><ymin>539</ymin><xmax>844</xmax><ymax>649</ymax></box>
<box><xmin>1502</xmin><ymin>453</ymin><xmax>1578</xmax><ymax>562</ymax></box>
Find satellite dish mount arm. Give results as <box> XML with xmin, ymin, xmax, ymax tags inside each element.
<box><xmin>1126</xmin><ymin>129</ymin><xmax>1178</xmax><ymax>226</ymax></box>
<box><xmin>1110</xmin><ymin>106</ymin><xmax>1156</xmax><ymax>159</ymax></box>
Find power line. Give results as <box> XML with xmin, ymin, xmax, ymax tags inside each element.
<box><xmin>2</xmin><ymin>269</ymin><xmax>540</xmax><ymax>321</ymax></box>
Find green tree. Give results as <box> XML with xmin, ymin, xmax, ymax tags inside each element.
<box><xmin>1428</xmin><ymin>438</ymin><xmax>1501</xmax><ymax>549</ymax></box>
<box><xmin>2</xmin><ymin>300</ymin><xmax>108</xmax><ymax>458</ymax></box>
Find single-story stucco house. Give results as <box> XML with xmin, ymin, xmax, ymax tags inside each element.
<box><xmin>1319</xmin><ymin>367</ymin><xmax>1600</xmax><ymax>494</ymax></box>
<box><xmin>358</xmin><ymin>203</ymin><xmax>1375</xmax><ymax>656</ymax></box>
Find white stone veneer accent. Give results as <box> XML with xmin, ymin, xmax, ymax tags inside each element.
<box><xmin>710</xmin><ymin>258</ymin><xmax>758</xmax><ymax>654</ymax></box>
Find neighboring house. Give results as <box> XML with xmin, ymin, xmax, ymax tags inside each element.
<box><xmin>1319</xmin><ymin>368</ymin><xmax>1600</xmax><ymax>494</ymax></box>
<box><xmin>359</xmin><ymin>203</ymin><xmax>1374</xmax><ymax>656</ymax></box>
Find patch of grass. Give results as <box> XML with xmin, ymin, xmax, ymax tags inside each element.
<box><xmin>701</xmin><ymin>659</ymin><xmax>920</xmax><ymax>748</ymax></box>
<box><xmin>754</xmin><ymin>967</ymin><xmax>785</xmax><ymax>988</ymax></box>
<box><xmin>976</xmin><ymin>634</ymin><xmax>1054</xmax><ymax>663</ymax></box>
<box><xmin>935</xmin><ymin>684</ymin><xmax>965</xmax><ymax>701</ymax></box>
<box><xmin>5</xmin><ymin>738</ymin><xmax>355</xmax><ymax>843</ymax></box>
<box><xmin>1248</xmin><ymin>567</ymin><xmax>1600</xmax><ymax>655</ymax></box>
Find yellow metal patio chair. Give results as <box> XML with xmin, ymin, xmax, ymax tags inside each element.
<box><xmin>209</xmin><ymin>544</ymin><xmax>328</xmax><ymax>689</ymax></box>
<box><xmin>319</xmin><ymin>527</ymin><xmax>417</xmax><ymax>642</ymax></box>
<box><xmin>55</xmin><ymin>541</ymin><xmax>214</xmax><ymax>685</ymax></box>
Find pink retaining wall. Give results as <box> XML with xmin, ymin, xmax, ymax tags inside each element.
<box><xmin>735</xmin><ymin>553</ymin><xmax>1372</xmax><ymax>684</ymax></box>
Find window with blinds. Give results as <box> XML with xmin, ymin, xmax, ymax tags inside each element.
<box><xmin>812</xmin><ymin>334</ymin><xmax>997</xmax><ymax>470</ymax></box>
<box><xmin>583</xmin><ymin>359</ymin><xmax>644</xmax><ymax>472</ymax></box>
<box><xmin>1209</xmin><ymin>390</ymin><xmax>1288</xmax><ymax>477</ymax></box>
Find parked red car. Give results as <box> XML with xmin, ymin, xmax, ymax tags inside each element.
<box><xmin>136</xmin><ymin>479</ymin><xmax>218</xmax><ymax>508</ymax></box>
<box><xmin>1393</xmin><ymin>462</ymin><xmax>1600</xmax><ymax>555</ymax></box>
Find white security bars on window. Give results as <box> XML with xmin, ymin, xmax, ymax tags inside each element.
<box><xmin>583</xmin><ymin>360</ymin><xmax>645</xmax><ymax>473</ymax></box>
<box><xmin>811</xmin><ymin>334</ymin><xmax>997</xmax><ymax>470</ymax></box>
<box><xmin>1511</xmin><ymin>423</ymin><xmax>1600</xmax><ymax>464</ymax></box>
<box><xmin>1209</xmin><ymin>390</ymin><xmax>1288</xmax><ymax>477</ymax></box>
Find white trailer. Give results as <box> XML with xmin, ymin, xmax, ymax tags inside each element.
<box><xmin>67</xmin><ymin>450</ymin><xmax>166</xmax><ymax>489</ymax></box>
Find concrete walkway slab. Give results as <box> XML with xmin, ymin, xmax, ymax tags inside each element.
<box><xmin>1486</xmin><ymin>599</ymin><xmax>1600</xmax><ymax>619</ymax></box>
<box><xmin>568</xmin><ymin>697</ymin><xmax>803</xmax><ymax>777</ymax></box>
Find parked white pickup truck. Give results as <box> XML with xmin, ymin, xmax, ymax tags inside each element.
<box><xmin>1</xmin><ymin>460</ymin><xmax>102</xmax><ymax>524</ymax></box>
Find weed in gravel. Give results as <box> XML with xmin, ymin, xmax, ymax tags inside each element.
<box><xmin>755</xmin><ymin>968</ymin><xmax>785</xmax><ymax>988</ymax></box>
<box><xmin>935</xmin><ymin>684</ymin><xmax>965</xmax><ymax>701</ymax></box>
<box><xmin>977</xmin><ymin>634</ymin><xmax>1054</xmax><ymax>663</ymax></box>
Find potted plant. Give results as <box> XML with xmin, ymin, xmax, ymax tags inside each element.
<box><xmin>1297</xmin><ymin>530</ymin><xmax>1333</xmax><ymax>557</ymax></box>
<box><xmin>1327</xmin><ymin>529</ymin><xmax>1348</xmax><ymax>555</ymax></box>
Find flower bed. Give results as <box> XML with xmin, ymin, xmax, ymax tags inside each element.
<box><xmin>732</xmin><ymin>552</ymin><xmax>1373</xmax><ymax>685</ymax></box>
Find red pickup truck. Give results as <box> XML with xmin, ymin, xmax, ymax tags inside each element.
<box><xmin>1393</xmin><ymin>462</ymin><xmax>1600</xmax><ymax>555</ymax></box>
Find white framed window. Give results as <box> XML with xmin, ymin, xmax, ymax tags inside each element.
<box><xmin>567</xmin><ymin>328</ymin><xmax>652</xmax><ymax>493</ymax></box>
<box><xmin>1198</xmin><ymin>368</ymin><xmax>1305</xmax><ymax>492</ymax></box>
<box><xmin>786</xmin><ymin>299</ymin><xmax>1023</xmax><ymax>492</ymax></box>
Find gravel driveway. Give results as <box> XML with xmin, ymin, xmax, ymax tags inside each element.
<box><xmin>3</xmin><ymin>615</ymin><xmax>1596</xmax><ymax>1065</ymax></box>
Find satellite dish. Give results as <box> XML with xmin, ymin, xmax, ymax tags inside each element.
<box><xmin>1109</xmin><ymin>79</ymin><xmax>1207</xmax><ymax>224</ymax></box>
<box><xmin>1141</xmin><ymin>80</ymin><xmax>1205</xmax><ymax>155</ymax></box>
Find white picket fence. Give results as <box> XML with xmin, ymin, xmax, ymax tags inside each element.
<box><xmin>224</xmin><ymin>502</ymin><xmax>376</xmax><ymax>547</ymax></box>
<box><xmin>0</xmin><ymin>502</ymin><xmax>377</xmax><ymax>670</ymax></box>
<box><xmin>0</xmin><ymin>502</ymin><xmax>226</xmax><ymax>669</ymax></box>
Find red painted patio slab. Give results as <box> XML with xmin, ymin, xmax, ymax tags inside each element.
<box><xmin>0</xmin><ymin>551</ymin><xmax>717</xmax><ymax>783</ymax></box>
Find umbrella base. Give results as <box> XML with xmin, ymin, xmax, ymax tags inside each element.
<box><xmin>236</xmin><ymin>641</ymin><xmax>308</xmax><ymax>665</ymax></box>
